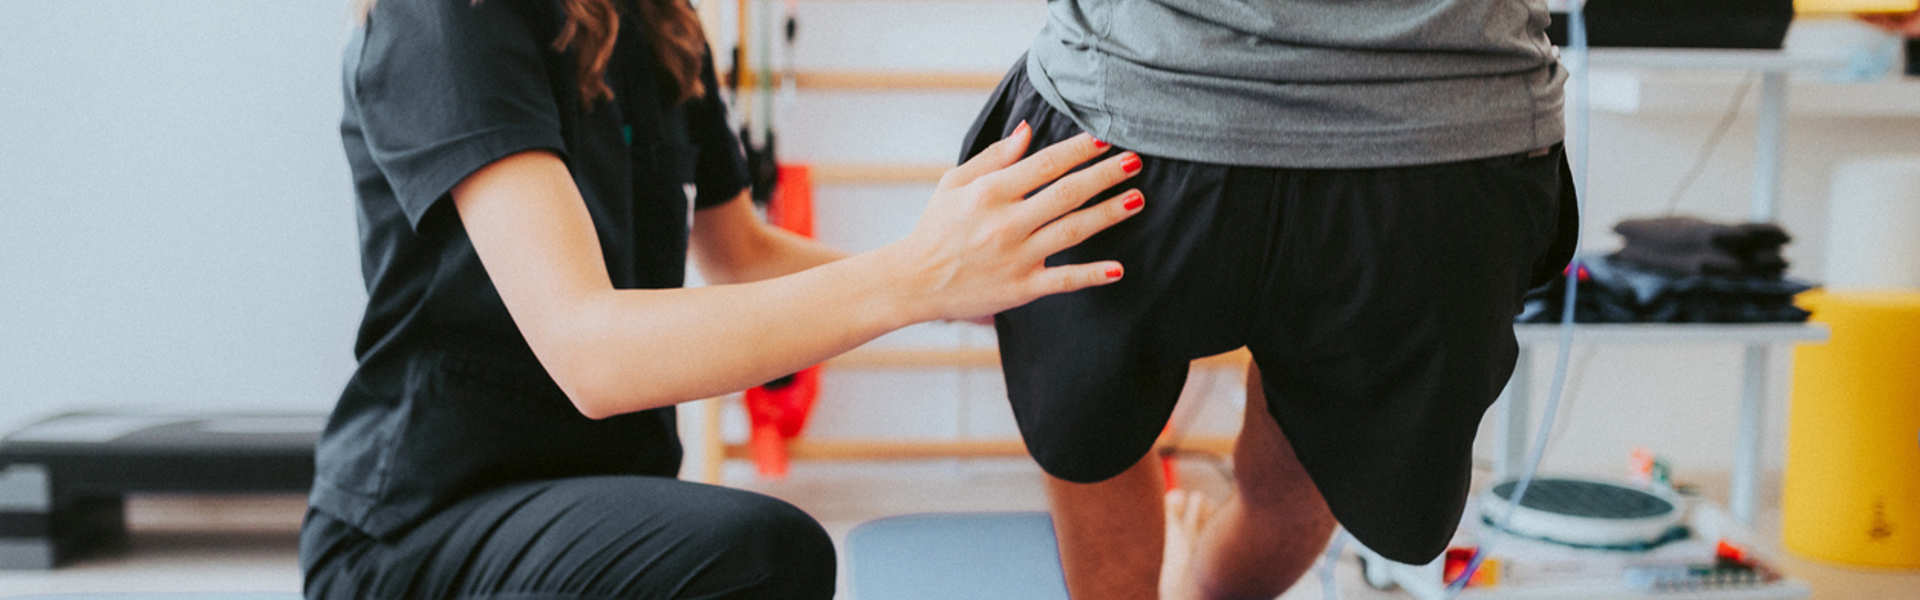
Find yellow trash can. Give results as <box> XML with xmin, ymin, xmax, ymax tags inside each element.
<box><xmin>1784</xmin><ymin>291</ymin><xmax>1920</xmax><ymax>568</ymax></box>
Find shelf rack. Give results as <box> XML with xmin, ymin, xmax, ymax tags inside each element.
<box><xmin>1584</xmin><ymin>49</ymin><xmax>1850</xmax><ymax>223</ymax></box>
<box><xmin>1499</xmin><ymin>324</ymin><xmax>1830</xmax><ymax>527</ymax></box>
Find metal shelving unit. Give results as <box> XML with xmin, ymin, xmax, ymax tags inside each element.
<box><xmin>1500</xmin><ymin>324</ymin><xmax>1830</xmax><ymax>525</ymax></box>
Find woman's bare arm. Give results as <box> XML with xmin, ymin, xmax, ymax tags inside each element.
<box><xmin>453</xmin><ymin>127</ymin><xmax>1142</xmax><ymax>418</ymax></box>
<box><xmin>688</xmin><ymin>191</ymin><xmax>847</xmax><ymax>285</ymax></box>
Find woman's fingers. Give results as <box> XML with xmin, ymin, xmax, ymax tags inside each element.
<box><xmin>893</xmin><ymin>129</ymin><xmax>1145</xmax><ymax>322</ymax></box>
<box><xmin>1028</xmin><ymin>189</ymin><xmax>1144</xmax><ymax>257</ymax></box>
<box><xmin>940</xmin><ymin>121</ymin><xmax>1032</xmax><ymax>190</ymax></box>
<box><xmin>976</xmin><ymin>133</ymin><xmax>1112</xmax><ymax>201</ymax></box>
<box><xmin>1014</xmin><ymin>151</ymin><xmax>1142</xmax><ymax>234</ymax></box>
<box><xmin>1029</xmin><ymin>260</ymin><xmax>1126</xmax><ymax>298</ymax></box>
<box><xmin>1004</xmin><ymin>149</ymin><xmax>1144</xmax><ymax>301</ymax></box>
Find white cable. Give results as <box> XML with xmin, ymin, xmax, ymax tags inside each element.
<box><xmin>1319</xmin><ymin>529</ymin><xmax>1348</xmax><ymax>600</ymax></box>
<box><xmin>1440</xmin><ymin>1</ymin><xmax>1590</xmax><ymax>596</ymax></box>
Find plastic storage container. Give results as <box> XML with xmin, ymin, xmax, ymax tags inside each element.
<box><xmin>1783</xmin><ymin>291</ymin><xmax>1920</xmax><ymax>568</ymax></box>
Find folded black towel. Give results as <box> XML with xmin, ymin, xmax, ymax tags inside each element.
<box><xmin>1611</xmin><ymin>216</ymin><xmax>1791</xmax><ymax>278</ymax></box>
<box><xmin>1613</xmin><ymin>243</ymin><xmax>1787</xmax><ymax>278</ymax></box>
<box><xmin>1613</xmin><ymin>216</ymin><xmax>1790</xmax><ymax>255</ymax></box>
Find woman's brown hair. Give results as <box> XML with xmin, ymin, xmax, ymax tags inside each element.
<box><xmin>355</xmin><ymin>0</ymin><xmax>708</xmax><ymax>107</ymax></box>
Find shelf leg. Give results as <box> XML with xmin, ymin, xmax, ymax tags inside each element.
<box><xmin>703</xmin><ymin>395</ymin><xmax>726</xmax><ymax>485</ymax></box>
<box><xmin>1496</xmin><ymin>349</ymin><xmax>1533</xmax><ymax>483</ymax></box>
<box><xmin>1750</xmin><ymin>72</ymin><xmax>1788</xmax><ymax>223</ymax></box>
<box><xmin>1732</xmin><ymin>345</ymin><xmax>1769</xmax><ymax>526</ymax></box>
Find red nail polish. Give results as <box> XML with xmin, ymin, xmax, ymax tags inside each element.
<box><xmin>1105</xmin><ymin>267</ymin><xmax>1124</xmax><ymax>279</ymax></box>
<box><xmin>1123</xmin><ymin>193</ymin><xmax>1144</xmax><ymax>211</ymax></box>
<box><xmin>1121</xmin><ymin>154</ymin><xmax>1142</xmax><ymax>174</ymax></box>
<box><xmin>1011</xmin><ymin>121</ymin><xmax>1031</xmax><ymax>139</ymax></box>
<box><xmin>1093</xmin><ymin>138</ymin><xmax>1110</xmax><ymax>149</ymax></box>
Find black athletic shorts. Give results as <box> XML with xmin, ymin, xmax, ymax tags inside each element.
<box><xmin>301</xmin><ymin>476</ymin><xmax>835</xmax><ymax>600</ymax></box>
<box><xmin>961</xmin><ymin>58</ymin><xmax>1579</xmax><ymax>565</ymax></box>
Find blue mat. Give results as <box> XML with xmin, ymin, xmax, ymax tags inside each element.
<box><xmin>846</xmin><ymin>512</ymin><xmax>1069</xmax><ymax>600</ymax></box>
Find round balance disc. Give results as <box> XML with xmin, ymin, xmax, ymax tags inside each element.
<box><xmin>1479</xmin><ymin>478</ymin><xmax>1685</xmax><ymax>549</ymax></box>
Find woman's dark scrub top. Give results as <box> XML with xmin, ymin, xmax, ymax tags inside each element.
<box><xmin>314</xmin><ymin>0</ymin><xmax>750</xmax><ymax>540</ymax></box>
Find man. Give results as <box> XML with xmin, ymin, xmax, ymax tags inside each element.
<box><xmin>958</xmin><ymin>1</ymin><xmax>1580</xmax><ymax>598</ymax></box>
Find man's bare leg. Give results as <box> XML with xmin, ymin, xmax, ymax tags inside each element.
<box><xmin>1048</xmin><ymin>362</ymin><xmax>1337</xmax><ymax>600</ymax></box>
<box><xmin>1174</xmin><ymin>362</ymin><xmax>1338</xmax><ymax>600</ymax></box>
<box><xmin>1046</xmin><ymin>452</ymin><xmax>1165</xmax><ymax>600</ymax></box>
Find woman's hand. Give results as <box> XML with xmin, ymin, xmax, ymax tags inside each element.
<box><xmin>881</xmin><ymin>122</ymin><xmax>1145</xmax><ymax>323</ymax></box>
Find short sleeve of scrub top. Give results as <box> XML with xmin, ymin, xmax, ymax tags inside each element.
<box><xmin>688</xmin><ymin>51</ymin><xmax>749</xmax><ymax>210</ymax></box>
<box><xmin>349</xmin><ymin>0</ymin><xmax>568</xmax><ymax>229</ymax></box>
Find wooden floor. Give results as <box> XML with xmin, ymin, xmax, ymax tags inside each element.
<box><xmin>0</xmin><ymin>459</ymin><xmax>1913</xmax><ymax>599</ymax></box>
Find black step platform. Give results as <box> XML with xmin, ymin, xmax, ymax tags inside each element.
<box><xmin>1544</xmin><ymin>0</ymin><xmax>1794</xmax><ymax>50</ymax></box>
<box><xmin>0</xmin><ymin>413</ymin><xmax>323</xmax><ymax>569</ymax></box>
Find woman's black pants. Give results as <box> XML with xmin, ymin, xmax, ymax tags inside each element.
<box><xmin>301</xmin><ymin>476</ymin><xmax>836</xmax><ymax>600</ymax></box>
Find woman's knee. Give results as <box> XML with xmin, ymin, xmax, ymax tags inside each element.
<box><xmin>705</xmin><ymin>492</ymin><xmax>836</xmax><ymax>598</ymax></box>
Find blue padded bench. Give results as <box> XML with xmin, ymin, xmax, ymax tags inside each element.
<box><xmin>0</xmin><ymin>413</ymin><xmax>323</xmax><ymax>569</ymax></box>
<box><xmin>845</xmin><ymin>512</ymin><xmax>1070</xmax><ymax>600</ymax></box>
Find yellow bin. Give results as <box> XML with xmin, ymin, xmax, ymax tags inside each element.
<box><xmin>1785</xmin><ymin>291</ymin><xmax>1920</xmax><ymax>568</ymax></box>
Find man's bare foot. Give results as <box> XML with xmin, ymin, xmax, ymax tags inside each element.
<box><xmin>1160</xmin><ymin>489</ymin><xmax>1215</xmax><ymax>600</ymax></box>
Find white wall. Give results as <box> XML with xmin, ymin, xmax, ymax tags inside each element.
<box><xmin>1</xmin><ymin>1</ymin><xmax>1915</xmax><ymax>488</ymax></box>
<box><xmin>0</xmin><ymin>1</ymin><xmax>363</xmax><ymax>433</ymax></box>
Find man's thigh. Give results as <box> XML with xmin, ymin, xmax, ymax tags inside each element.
<box><xmin>1247</xmin><ymin>149</ymin><xmax>1576</xmax><ymax>565</ymax></box>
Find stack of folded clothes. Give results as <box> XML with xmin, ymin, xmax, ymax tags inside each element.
<box><xmin>1612</xmin><ymin>216</ymin><xmax>1791</xmax><ymax>278</ymax></box>
<box><xmin>1517</xmin><ymin>216</ymin><xmax>1815</xmax><ymax>324</ymax></box>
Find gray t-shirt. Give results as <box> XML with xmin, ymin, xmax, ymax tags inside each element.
<box><xmin>1027</xmin><ymin>0</ymin><xmax>1567</xmax><ymax>168</ymax></box>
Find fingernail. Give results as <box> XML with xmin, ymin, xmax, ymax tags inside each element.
<box><xmin>1092</xmin><ymin>137</ymin><xmax>1110</xmax><ymax>149</ymax></box>
<box><xmin>1011</xmin><ymin>121</ymin><xmax>1030</xmax><ymax>139</ymax></box>
<box><xmin>1105</xmin><ymin>266</ymin><xmax>1124</xmax><ymax>279</ymax></box>
<box><xmin>1123</xmin><ymin>191</ymin><xmax>1144</xmax><ymax>211</ymax></box>
<box><xmin>1121</xmin><ymin>153</ymin><xmax>1142</xmax><ymax>174</ymax></box>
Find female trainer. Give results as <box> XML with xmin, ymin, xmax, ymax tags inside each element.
<box><xmin>300</xmin><ymin>0</ymin><xmax>1145</xmax><ymax>598</ymax></box>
